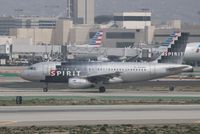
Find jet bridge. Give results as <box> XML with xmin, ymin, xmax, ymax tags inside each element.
<box><xmin>67</xmin><ymin>46</ymin><xmax>142</xmax><ymax>60</ymax></box>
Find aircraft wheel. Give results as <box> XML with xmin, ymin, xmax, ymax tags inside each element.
<box><xmin>169</xmin><ymin>85</ymin><xmax>175</xmax><ymax>91</ymax></box>
<box><xmin>43</xmin><ymin>88</ymin><xmax>48</xmax><ymax>92</ymax></box>
<box><xmin>99</xmin><ymin>86</ymin><xmax>106</xmax><ymax>93</ymax></box>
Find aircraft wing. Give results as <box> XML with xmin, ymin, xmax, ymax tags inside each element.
<box><xmin>82</xmin><ymin>71</ymin><xmax>121</xmax><ymax>83</ymax></box>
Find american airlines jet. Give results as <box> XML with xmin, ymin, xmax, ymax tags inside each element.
<box><xmin>20</xmin><ymin>32</ymin><xmax>193</xmax><ymax>93</ymax></box>
<box><xmin>143</xmin><ymin>32</ymin><xmax>200</xmax><ymax>65</ymax></box>
<box><xmin>68</xmin><ymin>31</ymin><xmax>104</xmax><ymax>48</ymax></box>
<box><xmin>184</xmin><ymin>42</ymin><xmax>200</xmax><ymax>65</ymax></box>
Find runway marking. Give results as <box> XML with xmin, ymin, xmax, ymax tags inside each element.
<box><xmin>0</xmin><ymin>121</ymin><xmax>17</xmax><ymax>125</ymax></box>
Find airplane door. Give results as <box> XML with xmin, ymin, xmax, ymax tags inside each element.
<box><xmin>42</xmin><ymin>64</ymin><xmax>51</xmax><ymax>75</ymax></box>
<box><xmin>42</xmin><ymin>65</ymin><xmax>47</xmax><ymax>75</ymax></box>
<box><xmin>150</xmin><ymin>64</ymin><xmax>156</xmax><ymax>77</ymax></box>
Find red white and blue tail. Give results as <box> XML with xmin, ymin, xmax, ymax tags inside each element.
<box><xmin>160</xmin><ymin>31</ymin><xmax>181</xmax><ymax>47</ymax></box>
<box><xmin>90</xmin><ymin>31</ymin><xmax>104</xmax><ymax>46</ymax></box>
<box><xmin>196</xmin><ymin>44</ymin><xmax>200</xmax><ymax>53</ymax></box>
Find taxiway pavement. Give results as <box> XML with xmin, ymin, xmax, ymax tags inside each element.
<box><xmin>0</xmin><ymin>105</ymin><xmax>200</xmax><ymax>126</ymax></box>
<box><xmin>0</xmin><ymin>76</ymin><xmax>200</xmax><ymax>96</ymax></box>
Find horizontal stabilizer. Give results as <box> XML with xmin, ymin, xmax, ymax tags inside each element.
<box><xmin>166</xmin><ymin>66</ymin><xmax>187</xmax><ymax>72</ymax></box>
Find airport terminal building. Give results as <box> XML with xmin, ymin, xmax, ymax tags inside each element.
<box><xmin>0</xmin><ymin>0</ymin><xmax>200</xmax><ymax>65</ymax></box>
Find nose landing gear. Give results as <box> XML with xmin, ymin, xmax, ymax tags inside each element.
<box><xmin>97</xmin><ymin>82</ymin><xmax>106</xmax><ymax>93</ymax></box>
<box><xmin>43</xmin><ymin>88</ymin><xmax>48</xmax><ymax>92</ymax></box>
<box><xmin>99</xmin><ymin>86</ymin><xmax>106</xmax><ymax>93</ymax></box>
<box><xmin>43</xmin><ymin>83</ymin><xmax>48</xmax><ymax>92</ymax></box>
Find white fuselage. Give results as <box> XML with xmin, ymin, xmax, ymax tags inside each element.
<box><xmin>184</xmin><ymin>42</ymin><xmax>200</xmax><ymax>62</ymax></box>
<box><xmin>20</xmin><ymin>61</ymin><xmax>193</xmax><ymax>84</ymax></box>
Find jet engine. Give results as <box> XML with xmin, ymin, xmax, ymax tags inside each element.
<box><xmin>68</xmin><ymin>78</ymin><xmax>93</xmax><ymax>89</ymax></box>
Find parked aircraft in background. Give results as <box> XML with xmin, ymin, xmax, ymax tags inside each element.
<box><xmin>184</xmin><ymin>42</ymin><xmax>200</xmax><ymax>66</ymax></box>
<box><xmin>69</xmin><ymin>31</ymin><xmax>104</xmax><ymax>48</ymax></box>
<box><xmin>68</xmin><ymin>31</ymin><xmax>200</xmax><ymax>65</ymax></box>
<box><xmin>142</xmin><ymin>32</ymin><xmax>200</xmax><ymax>65</ymax></box>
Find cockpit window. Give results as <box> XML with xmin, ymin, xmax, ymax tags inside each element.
<box><xmin>28</xmin><ymin>66</ymin><xmax>36</xmax><ymax>70</ymax></box>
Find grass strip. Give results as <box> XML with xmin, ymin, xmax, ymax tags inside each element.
<box><xmin>1</xmin><ymin>96</ymin><xmax>200</xmax><ymax>106</ymax></box>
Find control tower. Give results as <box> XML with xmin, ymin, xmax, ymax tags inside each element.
<box><xmin>66</xmin><ymin>0</ymin><xmax>94</xmax><ymax>25</ymax></box>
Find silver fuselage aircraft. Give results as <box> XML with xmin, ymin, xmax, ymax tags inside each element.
<box><xmin>184</xmin><ymin>42</ymin><xmax>200</xmax><ymax>64</ymax></box>
<box><xmin>20</xmin><ymin>32</ymin><xmax>192</xmax><ymax>93</ymax></box>
<box><xmin>20</xmin><ymin>61</ymin><xmax>193</xmax><ymax>92</ymax></box>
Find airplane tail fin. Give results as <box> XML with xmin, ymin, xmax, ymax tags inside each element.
<box><xmin>154</xmin><ymin>32</ymin><xmax>189</xmax><ymax>64</ymax></box>
<box><xmin>90</xmin><ymin>31</ymin><xmax>104</xmax><ymax>46</ymax></box>
<box><xmin>160</xmin><ymin>31</ymin><xmax>180</xmax><ymax>48</ymax></box>
<box><xmin>196</xmin><ymin>44</ymin><xmax>200</xmax><ymax>53</ymax></box>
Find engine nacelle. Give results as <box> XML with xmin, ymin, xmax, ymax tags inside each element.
<box><xmin>68</xmin><ymin>78</ymin><xmax>93</xmax><ymax>89</ymax></box>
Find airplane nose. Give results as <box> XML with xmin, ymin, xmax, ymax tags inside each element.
<box><xmin>20</xmin><ymin>69</ymin><xmax>43</xmax><ymax>81</ymax></box>
<box><xmin>20</xmin><ymin>71</ymin><xmax>28</xmax><ymax>80</ymax></box>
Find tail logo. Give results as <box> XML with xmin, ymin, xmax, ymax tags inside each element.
<box><xmin>196</xmin><ymin>44</ymin><xmax>200</xmax><ymax>53</ymax></box>
<box><xmin>161</xmin><ymin>32</ymin><xmax>180</xmax><ymax>47</ymax></box>
<box><xmin>163</xmin><ymin>52</ymin><xmax>184</xmax><ymax>56</ymax></box>
<box><xmin>91</xmin><ymin>31</ymin><xmax>104</xmax><ymax>46</ymax></box>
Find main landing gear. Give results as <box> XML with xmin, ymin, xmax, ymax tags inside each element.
<box><xmin>99</xmin><ymin>86</ymin><xmax>106</xmax><ymax>93</ymax></box>
<box><xmin>43</xmin><ymin>83</ymin><xmax>48</xmax><ymax>92</ymax></box>
<box><xmin>97</xmin><ymin>81</ymin><xmax>106</xmax><ymax>93</ymax></box>
<box><xmin>169</xmin><ymin>85</ymin><xmax>175</xmax><ymax>92</ymax></box>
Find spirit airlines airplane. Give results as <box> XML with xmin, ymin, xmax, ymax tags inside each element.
<box><xmin>145</xmin><ymin>32</ymin><xmax>200</xmax><ymax>64</ymax></box>
<box><xmin>20</xmin><ymin>32</ymin><xmax>193</xmax><ymax>92</ymax></box>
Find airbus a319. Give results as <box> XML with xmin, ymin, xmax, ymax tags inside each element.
<box><xmin>20</xmin><ymin>32</ymin><xmax>193</xmax><ymax>93</ymax></box>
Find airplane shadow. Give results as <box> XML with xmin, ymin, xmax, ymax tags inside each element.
<box><xmin>0</xmin><ymin>82</ymin><xmax>66</xmax><ymax>89</ymax></box>
<box><xmin>0</xmin><ymin>81</ymin><xmax>100</xmax><ymax>92</ymax></box>
<box><xmin>0</xmin><ymin>80</ymin><xmax>199</xmax><ymax>92</ymax></box>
